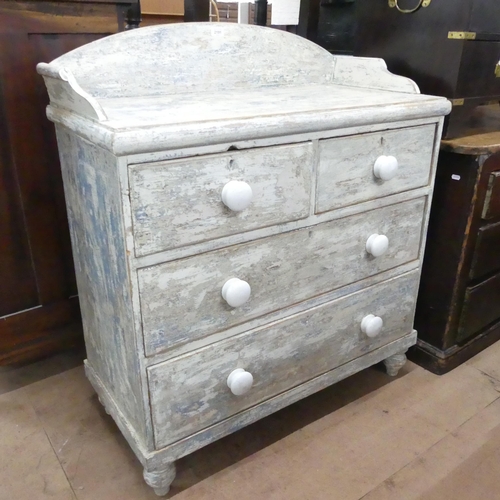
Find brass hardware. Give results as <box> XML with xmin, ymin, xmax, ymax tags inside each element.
<box><xmin>450</xmin><ymin>99</ymin><xmax>465</xmax><ymax>106</ymax></box>
<box><xmin>495</xmin><ymin>61</ymin><xmax>500</xmax><ymax>78</ymax></box>
<box><xmin>388</xmin><ymin>0</ymin><xmax>431</xmax><ymax>13</ymax></box>
<box><xmin>448</xmin><ymin>31</ymin><xmax>477</xmax><ymax>40</ymax></box>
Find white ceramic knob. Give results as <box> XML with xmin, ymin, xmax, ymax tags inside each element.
<box><xmin>221</xmin><ymin>180</ymin><xmax>253</xmax><ymax>211</ymax></box>
<box><xmin>222</xmin><ymin>278</ymin><xmax>251</xmax><ymax>307</ymax></box>
<box><xmin>227</xmin><ymin>368</ymin><xmax>254</xmax><ymax>396</ymax></box>
<box><xmin>366</xmin><ymin>234</ymin><xmax>389</xmax><ymax>257</ymax></box>
<box><xmin>361</xmin><ymin>314</ymin><xmax>384</xmax><ymax>338</ymax></box>
<box><xmin>374</xmin><ymin>155</ymin><xmax>399</xmax><ymax>181</ymax></box>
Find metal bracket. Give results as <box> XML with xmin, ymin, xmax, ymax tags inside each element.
<box><xmin>448</xmin><ymin>31</ymin><xmax>477</xmax><ymax>40</ymax></box>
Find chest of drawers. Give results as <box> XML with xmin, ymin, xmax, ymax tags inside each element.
<box><xmin>37</xmin><ymin>23</ymin><xmax>450</xmax><ymax>495</ymax></box>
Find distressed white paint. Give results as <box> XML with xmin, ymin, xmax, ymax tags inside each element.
<box><xmin>36</xmin><ymin>24</ymin><xmax>450</xmax><ymax>157</ymax></box>
<box><xmin>84</xmin><ymin>332</ymin><xmax>417</xmax><ymax>472</ymax></box>
<box><xmin>316</xmin><ymin>124</ymin><xmax>436</xmax><ymax>213</ymax></box>
<box><xmin>139</xmin><ymin>198</ymin><xmax>425</xmax><ymax>356</ymax></box>
<box><xmin>37</xmin><ymin>65</ymin><xmax>108</xmax><ymax>121</ymax></box>
<box><xmin>149</xmin><ymin>271</ymin><xmax>419</xmax><ymax>448</ymax></box>
<box><xmin>36</xmin><ymin>23</ymin><xmax>451</xmax><ymax>496</ymax></box>
<box><xmin>129</xmin><ymin>143</ymin><xmax>313</xmax><ymax>256</ymax></box>
<box><xmin>55</xmin><ymin>129</ymin><xmax>148</xmax><ymax>443</ymax></box>
<box><xmin>332</xmin><ymin>55</ymin><xmax>420</xmax><ymax>94</ymax></box>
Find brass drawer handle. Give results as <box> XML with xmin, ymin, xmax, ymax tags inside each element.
<box><xmin>388</xmin><ymin>0</ymin><xmax>431</xmax><ymax>13</ymax></box>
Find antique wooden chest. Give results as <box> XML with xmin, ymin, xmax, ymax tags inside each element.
<box><xmin>354</xmin><ymin>0</ymin><xmax>500</xmax><ymax>138</ymax></box>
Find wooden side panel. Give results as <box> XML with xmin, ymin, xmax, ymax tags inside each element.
<box><xmin>129</xmin><ymin>143</ymin><xmax>313</xmax><ymax>256</ymax></box>
<box><xmin>316</xmin><ymin>124</ymin><xmax>435</xmax><ymax>213</ymax></box>
<box><xmin>139</xmin><ymin>197</ymin><xmax>425</xmax><ymax>356</ymax></box>
<box><xmin>414</xmin><ymin>152</ymin><xmax>480</xmax><ymax>349</ymax></box>
<box><xmin>55</xmin><ymin>128</ymin><xmax>147</xmax><ymax>443</ymax></box>
<box><xmin>149</xmin><ymin>270</ymin><xmax>419</xmax><ymax>449</ymax></box>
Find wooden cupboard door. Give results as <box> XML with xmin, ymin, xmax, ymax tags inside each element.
<box><xmin>0</xmin><ymin>0</ymin><xmax>130</xmax><ymax>364</ymax></box>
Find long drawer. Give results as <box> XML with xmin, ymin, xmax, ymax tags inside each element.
<box><xmin>316</xmin><ymin>124</ymin><xmax>435</xmax><ymax>213</ymax></box>
<box><xmin>457</xmin><ymin>271</ymin><xmax>500</xmax><ymax>343</ymax></box>
<box><xmin>481</xmin><ymin>171</ymin><xmax>500</xmax><ymax>220</ymax></box>
<box><xmin>469</xmin><ymin>220</ymin><xmax>500</xmax><ymax>280</ymax></box>
<box><xmin>139</xmin><ymin>197</ymin><xmax>426</xmax><ymax>356</ymax></box>
<box><xmin>148</xmin><ymin>270</ymin><xmax>420</xmax><ymax>449</ymax></box>
<box><xmin>129</xmin><ymin>143</ymin><xmax>313</xmax><ymax>256</ymax></box>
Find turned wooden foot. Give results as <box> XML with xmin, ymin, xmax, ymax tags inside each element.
<box><xmin>143</xmin><ymin>462</ymin><xmax>176</xmax><ymax>496</ymax></box>
<box><xmin>383</xmin><ymin>351</ymin><xmax>407</xmax><ymax>377</ymax></box>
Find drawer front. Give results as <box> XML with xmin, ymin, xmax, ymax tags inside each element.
<box><xmin>129</xmin><ymin>143</ymin><xmax>313</xmax><ymax>256</ymax></box>
<box><xmin>316</xmin><ymin>125</ymin><xmax>435</xmax><ymax>213</ymax></box>
<box><xmin>482</xmin><ymin>171</ymin><xmax>500</xmax><ymax>220</ymax></box>
<box><xmin>458</xmin><ymin>272</ymin><xmax>500</xmax><ymax>343</ymax></box>
<box><xmin>470</xmin><ymin>220</ymin><xmax>500</xmax><ymax>280</ymax></box>
<box><xmin>139</xmin><ymin>197</ymin><xmax>425</xmax><ymax>356</ymax></box>
<box><xmin>148</xmin><ymin>270</ymin><xmax>420</xmax><ymax>449</ymax></box>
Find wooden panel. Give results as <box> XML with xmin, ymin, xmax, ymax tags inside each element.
<box><xmin>184</xmin><ymin>0</ymin><xmax>209</xmax><ymax>21</ymax></box>
<box><xmin>458</xmin><ymin>271</ymin><xmax>500</xmax><ymax>342</ymax></box>
<box><xmin>0</xmin><ymin>67</ymin><xmax>38</xmax><ymax>316</ymax></box>
<box><xmin>470</xmin><ymin>220</ymin><xmax>500</xmax><ymax>280</ymax></box>
<box><xmin>129</xmin><ymin>143</ymin><xmax>313</xmax><ymax>256</ymax></box>
<box><xmin>354</xmin><ymin>0</ymin><xmax>471</xmax><ymax>98</ymax></box>
<box><xmin>456</xmin><ymin>42</ymin><xmax>500</xmax><ymax>99</ymax></box>
<box><xmin>414</xmin><ymin>152</ymin><xmax>480</xmax><ymax>349</ymax></box>
<box><xmin>0</xmin><ymin>34</ymin><xmax>80</xmax><ymax>306</ymax></box>
<box><xmin>0</xmin><ymin>1</ymin><xmax>122</xmax><ymax>33</ymax></box>
<box><xmin>468</xmin><ymin>0</ymin><xmax>500</xmax><ymax>34</ymax></box>
<box><xmin>148</xmin><ymin>270</ymin><xmax>419</xmax><ymax>448</ymax></box>
<box><xmin>482</xmin><ymin>171</ymin><xmax>500</xmax><ymax>219</ymax></box>
<box><xmin>41</xmin><ymin>23</ymin><xmax>337</xmax><ymax>99</ymax></box>
<box><xmin>0</xmin><ymin>299</ymin><xmax>82</xmax><ymax>365</ymax></box>
<box><xmin>142</xmin><ymin>0</ymin><xmax>184</xmax><ymax>15</ymax></box>
<box><xmin>316</xmin><ymin>124</ymin><xmax>435</xmax><ymax>213</ymax></box>
<box><xmin>139</xmin><ymin>197</ymin><xmax>425</xmax><ymax>356</ymax></box>
<box><xmin>56</xmin><ymin>128</ymin><xmax>148</xmax><ymax>442</ymax></box>
<box><xmin>0</xmin><ymin>0</ymin><xmax>128</xmax><ymax>364</ymax></box>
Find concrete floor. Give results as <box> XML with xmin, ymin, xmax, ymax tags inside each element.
<box><xmin>1</xmin><ymin>341</ymin><xmax>500</xmax><ymax>500</ymax></box>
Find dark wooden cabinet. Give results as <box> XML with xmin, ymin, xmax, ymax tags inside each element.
<box><xmin>410</xmin><ymin>107</ymin><xmax>500</xmax><ymax>373</ymax></box>
<box><xmin>354</xmin><ymin>0</ymin><xmax>500</xmax><ymax>138</ymax></box>
<box><xmin>0</xmin><ymin>0</ymin><xmax>137</xmax><ymax>365</ymax></box>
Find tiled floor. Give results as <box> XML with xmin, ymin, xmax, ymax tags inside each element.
<box><xmin>2</xmin><ymin>342</ymin><xmax>500</xmax><ymax>500</ymax></box>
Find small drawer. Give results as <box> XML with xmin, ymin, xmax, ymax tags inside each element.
<box><xmin>316</xmin><ymin>124</ymin><xmax>435</xmax><ymax>213</ymax></box>
<box><xmin>469</xmin><ymin>220</ymin><xmax>500</xmax><ymax>280</ymax></box>
<box><xmin>129</xmin><ymin>143</ymin><xmax>313</xmax><ymax>257</ymax></box>
<box><xmin>481</xmin><ymin>171</ymin><xmax>500</xmax><ymax>220</ymax></box>
<box><xmin>139</xmin><ymin>197</ymin><xmax>425</xmax><ymax>356</ymax></box>
<box><xmin>457</xmin><ymin>272</ymin><xmax>500</xmax><ymax>343</ymax></box>
<box><xmin>148</xmin><ymin>270</ymin><xmax>419</xmax><ymax>449</ymax></box>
